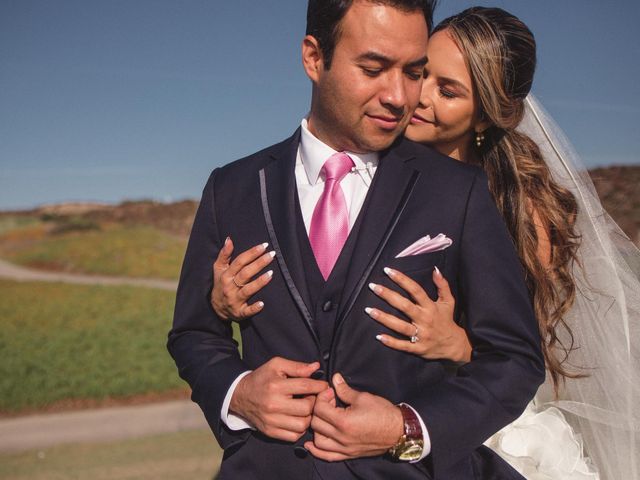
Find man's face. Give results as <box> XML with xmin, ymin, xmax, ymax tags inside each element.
<box><xmin>308</xmin><ymin>1</ymin><xmax>428</xmax><ymax>153</ymax></box>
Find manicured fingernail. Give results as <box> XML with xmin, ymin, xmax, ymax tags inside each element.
<box><xmin>266</xmin><ymin>270</ymin><xmax>273</xmax><ymax>277</ymax></box>
<box><xmin>224</xmin><ymin>236</ymin><xmax>230</xmax><ymax>246</ymax></box>
<box><xmin>268</xmin><ymin>250</ymin><xmax>276</xmax><ymax>258</ymax></box>
<box><xmin>257</xmin><ymin>301</ymin><xmax>264</xmax><ymax>308</ymax></box>
<box><xmin>383</xmin><ymin>267</ymin><xmax>395</xmax><ymax>277</ymax></box>
<box><xmin>261</xmin><ymin>242</ymin><xmax>269</xmax><ymax>250</ymax></box>
<box><xmin>333</xmin><ymin>373</ymin><xmax>344</xmax><ymax>385</ymax></box>
<box><xmin>375</xmin><ymin>334</ymin><xmax>386</xmax><ymax>343</ymax></box>
<box><xmin>369</xmin><ymin>282</ymin><xmax>381</xmax><ymax>293</ymax></box>
<box><xmin>365</xmin><ymin>307</ymin><xmax>377</xmax><ymax>318</ymax></box>
<box><xmin>434</xmin><ymin>266</ymin><xmax>442</xmax><ymax>277</ymax></box>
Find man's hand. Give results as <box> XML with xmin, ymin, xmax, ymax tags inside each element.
<box><xmin>304</xmin><ymin>373</ymin><xmax>404</xmax><ymax>461</ymax></box>
<box><xmin>230</xmin><ymin>357</ymin><xmax>328</xmax><ymax>442</ymax></box>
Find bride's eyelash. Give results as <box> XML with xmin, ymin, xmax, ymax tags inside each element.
<box><xmin>439</xmin><ymin>87</ymin><xmax>457</xmax><ymax>99</ymax></box>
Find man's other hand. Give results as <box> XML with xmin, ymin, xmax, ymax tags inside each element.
<box><xmin>230</xmin><ymin>357</ymin><xmax>328</xmax><ymax>442</ymax></box>
<box><xmin>305</xmin><ymin>373</ymin><xmax>404</xmax><ymax>461</ymax></box>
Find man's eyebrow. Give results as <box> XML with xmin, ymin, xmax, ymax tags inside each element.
<box><xmin>356</xmin><ymin>52</ymin><xmax>429</xmax><ymax>69</ymax></box>
<box><xmin>406</xmin><ymin>56</ymin><xmax>428</xmax><ymax>69</ymax></box>
<box><xmin>356</xmin><ymin>51</ymin><xmax>393</xmax><ymax>64</ymax></box>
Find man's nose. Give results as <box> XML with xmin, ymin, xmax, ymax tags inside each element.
<box><xmin>380</xmin><ymin>71</ymin><xmax>407</xmax><ymax>116</ymax></box>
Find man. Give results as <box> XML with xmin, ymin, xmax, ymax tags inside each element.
<box><xmin>168</xmin><ymin>1</ymin><xmax>545</xmax><ymax>478</ymax></box>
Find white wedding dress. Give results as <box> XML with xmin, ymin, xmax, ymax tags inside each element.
<box><xmin>482</xmin><ymin>97</ymin><xmax>640</xmax><ymax>480</ymax></box>
<box><xmin>486</xmin><ymin>398</ymin><xmax>599</xmax><ymax>479</ymax></box>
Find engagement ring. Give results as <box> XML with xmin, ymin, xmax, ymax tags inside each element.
<box><xmin>410</xmin><ymin>324</ymin><xmax>419</xmax><ymax>343</ymax></box>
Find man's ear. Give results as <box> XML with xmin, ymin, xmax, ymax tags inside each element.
<box><xmin>302</xmin><ymin>35</ymin><xmax>324</xmax><ymax>83</ymax></box>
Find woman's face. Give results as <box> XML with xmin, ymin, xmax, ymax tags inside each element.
<box><xmin>405</xmin><ymin>29</ymin><xmax>486</xmax><ymax>161</ymax></box>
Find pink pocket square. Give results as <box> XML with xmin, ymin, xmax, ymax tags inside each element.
<box><xmin>395</xmin><ymin>233</ymin><xmax>453</xmax><ymax>258</ymax></box>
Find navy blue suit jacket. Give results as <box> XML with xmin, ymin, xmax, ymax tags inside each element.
<box><xmin>168</xmin><ymin>131</ymin><xmax>545</xmax><ymax>479</ymax></box>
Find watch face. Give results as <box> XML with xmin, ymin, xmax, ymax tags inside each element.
<box><xmin>397</xmin><ymin>439</ymin><xmax>424</xmax><ymax>462</ymax></box>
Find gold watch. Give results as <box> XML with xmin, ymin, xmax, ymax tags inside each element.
<box><xmin>388</xmin><ymin>403</ymin><xmax>424</xmax><ymax>461</ymax></box>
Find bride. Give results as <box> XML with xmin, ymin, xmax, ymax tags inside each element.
<box><xmin>209</xmin><ymin>7</ymin><xmax>640</xmax><ymax>480</ymax></box>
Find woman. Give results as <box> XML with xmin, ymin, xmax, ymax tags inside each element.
<box><xmin>210</xmin><ymin>7</ymin><xmax>640</xmax><ymax>479</ymax></box>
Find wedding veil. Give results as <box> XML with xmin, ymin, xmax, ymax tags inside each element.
<box><xmin>520</xmin><ymin>95</ymin><xmax>640</xmax><ymax>480</ymax></box>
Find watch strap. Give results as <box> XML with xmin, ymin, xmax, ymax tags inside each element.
<box><xmin>398</xmin><ymin>403</ymin><xmax>422</xmax><ymax>440</ymax></box>
<box><xmin>388</xmin><ymin>403</ymin><xmax>424</xmax><ymax>461</ymax></box>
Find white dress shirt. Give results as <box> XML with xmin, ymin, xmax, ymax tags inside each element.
<box><xmin>296</xmin><ymin>118</ymin><xmax>378</xmax><ymax>232</ymax></box>
<box><xmin>220</xmin><ymin>119</ymin><xmax>431</xmax><ymax>460</ymax></box>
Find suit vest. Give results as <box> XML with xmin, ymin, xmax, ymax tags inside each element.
<box><xmin>293</xmin><ymin>195</ymin><xmax>367</xmax><ymax>480</ymax></box>
<box><xmin>294</xmin><ymin>198</ymin><xmax>366</xmax><ymax>359</ymax></box>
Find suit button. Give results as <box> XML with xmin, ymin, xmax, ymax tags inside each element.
<box><xmin>294</xmin><ymin>445</ymin><xmax>309</xmax><ymax>458</ymax></box>
<box><xmin>322</xmin><ymin>300</ymin><xmax>333</xmax><ymax>312</ymax></box>
<box><xmin>311</xmin><ymin>369</ymin><xmax>325</xmax><ymax>380</ymax></box>
<box><xmin>323</xmin><ymin>351</ymin><xmax>330</xmax><ymax>361</ymax></box>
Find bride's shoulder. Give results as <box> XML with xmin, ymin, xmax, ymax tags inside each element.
<box><xmin>398</xmin><ymin>138</ymin><xmax>483</xmax><ymax>179</ymax></box>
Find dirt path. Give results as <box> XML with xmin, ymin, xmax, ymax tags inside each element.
<box><xmin>0</xmin><ymin>258</ymin><xmax>177</xmax><ymax>291</ymax></box>
<box><xmin>0</xmin><ymin>400</ymin><xmax>208</xmax><ymax>454</ymax></box>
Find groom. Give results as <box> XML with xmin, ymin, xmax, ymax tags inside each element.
<box><xmin>168</xmin><ymin>1</ymin><xmax>544</xmax><ymax>479</ymax></box>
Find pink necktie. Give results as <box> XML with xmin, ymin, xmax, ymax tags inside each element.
<box><xmin>309</xmin><ymin>152</ymin><xmax>354</xmax><ymax>280</ymax></box>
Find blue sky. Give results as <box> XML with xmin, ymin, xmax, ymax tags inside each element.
<box><xmin>1</xmin><ymin>0</ymin><xmax>639</xmax><ymax>210</ymax></box>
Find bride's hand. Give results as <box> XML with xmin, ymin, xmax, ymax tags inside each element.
<box><xmin>211</xmin><ymin>237</ymin><xmax>275</xmax><ymax>321</ymax></box>
<box><xmin>367</xmin><ymin>267</ymin><xmax>472</xmax><ymax>363</ymax></box>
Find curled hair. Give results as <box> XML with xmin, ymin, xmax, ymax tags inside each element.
<box><xmin>434</xmin><ymin>8</ymin><xmax>582</xmax><ymax>393</ymax></box>
<box><xmin>306</xmin><ymin>0</ymin><xmax>438</xmax><ymax>68</ymax></box>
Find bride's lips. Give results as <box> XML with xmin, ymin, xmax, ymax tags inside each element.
<box><xmin>410</xmin><ymin>111</ymin><xmax>434</xmax><ymax>125</ymax></box>
<box><xmin>367</xmin><ymin>114</ymin><xmax>402</xmax><ymax>130</ymax></box>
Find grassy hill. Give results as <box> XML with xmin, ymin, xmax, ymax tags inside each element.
<box><xmin>0</xmin><ymin>201</ymin><xmax>195</xmax><ymax>280</ymax></box>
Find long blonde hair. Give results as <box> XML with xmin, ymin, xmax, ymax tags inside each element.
<box><xmin>434</xmin><ymin>8</ymin><xmax>582</xmax><ymax>393</ymax></box>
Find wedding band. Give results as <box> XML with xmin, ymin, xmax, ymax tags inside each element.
<box><xmin>410</xmin><ymin>324</ymin><xmax>419</xmax><ymax>343</ymax></box>
<box><xmin>232</xmin><ymin>276</ymin><xmax>245</xmax><ymax>288</ymax></box>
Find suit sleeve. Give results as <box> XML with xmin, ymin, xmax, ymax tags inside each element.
<box><xmin>411</xmin><ymin>170</ymin><xmax>546</xmax><ymax>475</ymax></box>
<box><xmin>167</xmin><ymin>169</ymin><xmax>251</xmax><ymax>449</ymax></box>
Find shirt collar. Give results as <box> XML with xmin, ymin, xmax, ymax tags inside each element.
<box><xmin>299</xmin><ymin>118</ymin><xmax>378</xmax><ymax>185</ymax></box>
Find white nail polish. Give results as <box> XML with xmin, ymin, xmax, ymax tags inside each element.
<box><xmin>383</xmin><ymin>267</ymin><xmax>394</xmax><ymax>276</ymax></box>
<box><xmin>268</xmin><ymin>251</ymin><xmax>276</xmax><ymax>258</ymax></box>
<box><xmin>368</xmin><ymin>282</ymin><xmax>378</xmax><ymax>292</ymax></box>
<box><xmin>266</xmin><ymin>270</ymin><xmax>273</xmax><ymax>277</ymax></box>
<box><xmin>434</xmin><ymin>266</ymin><xmax>442</xmax><ymax>276</ymax></box>
<box><xmin>257</xmin><ymin>301</ymin><xmax>264</xmax><ymax>308</ymax></box>
<box><xmin>375</xmin><ymin>335</ymin><xmax>383</xmax><ymax>341</ymax></box>
<box><xmin>261</xmin><ymin>242</ymin><xmax>269</xmax><ymax>250</ymax></box>
<box><xmin>365</xmin><ymin>307</ymin><xmax>373</xmax><ymax>315</ymax></box>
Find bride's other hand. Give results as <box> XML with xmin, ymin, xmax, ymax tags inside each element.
<box><xmin>211</xmin><ymin>237</ymin><xmax>275</xmax><ymax>321</ymax></box>
<box><xmin>367</xmin><ymin>267</ymin><xmax>472</xmax><ymax>363</ymax></box>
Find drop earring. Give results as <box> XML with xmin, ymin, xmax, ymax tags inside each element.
<box><xmin>475</xmin><ymin>131</ymin><xmax>485</xmax><ymax>147</ymax></box>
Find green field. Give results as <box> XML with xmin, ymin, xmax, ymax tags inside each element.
<box><xmin>0</xmin><ymin>223</ymin><xmax>187</xmax><ymax>280</ymax></box>
<box><xmin>0</xmin><ymin>280</ymin><xmax>185</xmax><ymax>413</ymax></box>
<box><xmin>0</xmin><ymin>429</ymin><xmax>222</xmax><ymax>480</ymax></box>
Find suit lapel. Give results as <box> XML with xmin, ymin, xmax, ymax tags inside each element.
<box><xmin>338</xmin><ymin>139</ymin><xmax>422</xmax><ymax>326</ymax></box>
<box><xmin>259</xmin><ymin>129</ymin><xmax>318</xmax><ymax>344</ymax></box>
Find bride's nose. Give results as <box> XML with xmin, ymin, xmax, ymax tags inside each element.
<box><xmin>417</xmin><ymin>98</ymin><xmax>433</xmax><ymax>112</ymax></box>
<box><xmin>417</xmin><ymin>85</ymin><xmax>434</xmax><ymax>110</ymax></box>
